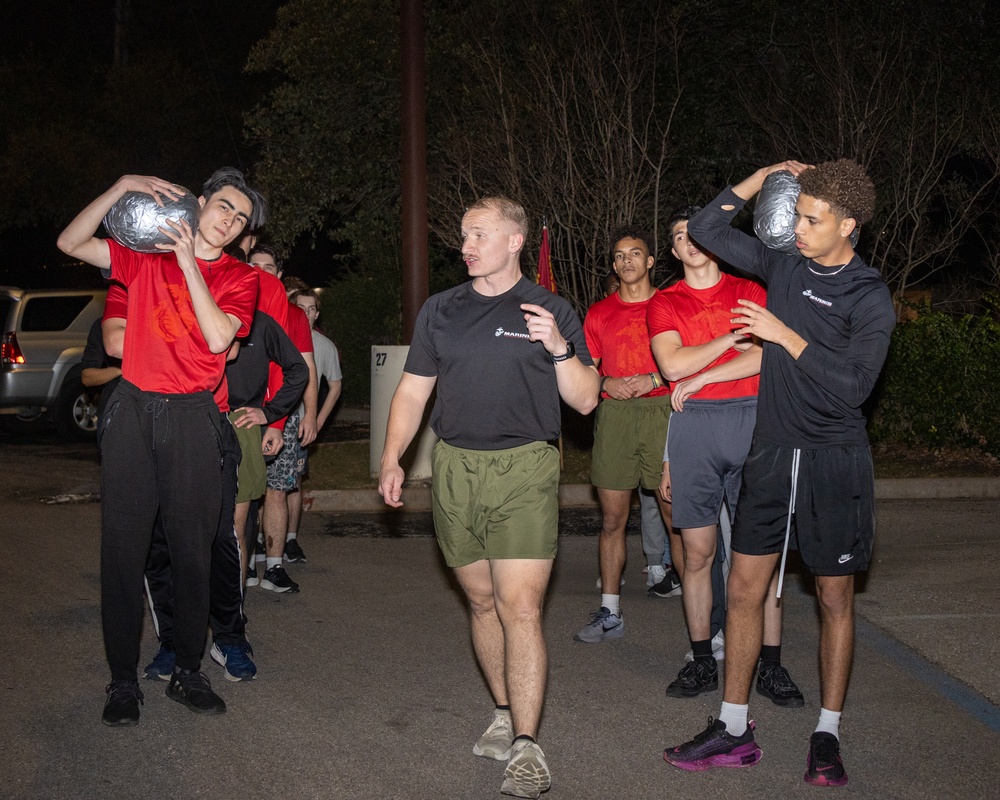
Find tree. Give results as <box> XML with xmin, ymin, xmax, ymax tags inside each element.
<box><xmin>734</xmin><ymin>0</ymin><xmax>1000</xmax><ymax>302</ymax></box>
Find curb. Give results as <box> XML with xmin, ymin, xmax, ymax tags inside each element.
<box><xmin>302</xmin><ymin>478</ymin><xmax>1000</xmax><ymax>514</ymax></box>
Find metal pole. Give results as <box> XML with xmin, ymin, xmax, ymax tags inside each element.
<box><xmin>400</xmin><ymin>0</ymin><xmax>429</xmax><ymax>343</ymax></box>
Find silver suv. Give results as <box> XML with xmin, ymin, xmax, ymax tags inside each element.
<box><xmin>1</xmin><ymin>287</ymin><xmax>108</xmax><ymax>440</ymax></box>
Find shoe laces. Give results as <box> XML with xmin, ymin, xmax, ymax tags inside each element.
<box><xmin>107</xmin><ymin>681</ymin><xmax>144</xmax><ymax>704</ymax></box>
<box><xmin>762</xmin><ymin>664</ymin><xmax>796</xmax><ymax>691</ymax></box>
<box><xmin>812</xmin><ymin>734</ymin><xmax>841</xmax><ymax>764</ymax></box>
<box><xmin>174</xmin><ymin>670</ymin><xmax>211</xmax><ymax>691</ymax></box>
<box><xmin>692</xmin><ymin>717</ymin><xmax>724</xmax><ymax>742</ymax></box>
<box><xmin>588</xmin><ymin>607</ymin><xmax>612</xmax><ymax>622</ymax></box>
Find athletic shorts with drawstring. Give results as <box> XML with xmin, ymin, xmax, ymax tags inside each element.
<box><xmin>732</xmin><ymin>437</ymin><xmax>875</xmax><ymax>575</ymax></box>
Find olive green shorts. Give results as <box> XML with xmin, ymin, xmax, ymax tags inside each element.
<box><xmin>431</xmin><ymin>440</ymin><xmax>560</xmax><ymax>568</ymax></box>
<box><xmin>590</xmin><ymin>395</ymin><xmax>671</xmax><ymax>491</ymax></box>
<box><xmin>229</xmin><ymin>410</ymin><xmax>266</xmax><ymax>504</ymax></box>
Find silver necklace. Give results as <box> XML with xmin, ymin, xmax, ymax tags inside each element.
<box><xmin>808</xmin><ymin>262</ymin><xmax>849</xmax><ymax>276</ymax></box>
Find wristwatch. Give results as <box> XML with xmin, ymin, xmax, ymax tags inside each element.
<box><xmin>550</xmin><ymin>340</ymin><xmax>575</xmax><ymax>363</ymax></box>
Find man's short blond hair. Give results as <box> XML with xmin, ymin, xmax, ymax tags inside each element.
<box><xmin>466</xmin><ymin>196</ymin><xmax>528</xmax><ymax>238</ymax></box>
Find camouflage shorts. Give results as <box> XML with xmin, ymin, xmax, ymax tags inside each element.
<box><xmin>265</xmin><ymin>412</ymin><xmax>306</xmax><ymax>492</ymax></box>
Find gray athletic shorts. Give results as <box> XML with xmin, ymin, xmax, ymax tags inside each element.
<box><xmin>667</xmin><ymin>397</ymin><xmax>756</xmax><ymax>529</ymax></box>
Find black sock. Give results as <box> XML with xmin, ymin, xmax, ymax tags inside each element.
<box><xmin>513</xmin><ymin>734</ymin><xmax>536</xmax><ymax>744</ymax></box>
<box><xmin>692</xmin><ymin>638</ymin><xmax>713</xmax><ymax>661</ymax></box>
<box><xmin>760</xmin><ymin>644</ymin><xmax>781</xmax><ymax>668</ymax></box>
<box><xmin>496</xmin><ymin>704</ymin><xmax>511</xmax><ymax>712</ymax></box>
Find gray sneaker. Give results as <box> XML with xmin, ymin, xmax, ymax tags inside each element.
<box><xmin>573</xmin><ymin>606</ymin><xmax>624</xmax><ymax>643</ymax></box>
<box><xmin>472</xmin><ymin>708</ymin><xmax>513</xmax><ymax>760</ymax></box>
<box><xmin>501</xmin><ymin>739</ymin><xmax>551</xmax><ymax>798</ymax></box>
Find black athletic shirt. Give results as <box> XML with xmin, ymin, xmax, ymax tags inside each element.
<box><xmin>688</xmin><ymin>186</ymin><xmax>895</xmax><ymax>448</ymax></box>
<box><xmin>405</xmin><ymin>276</ymin><xmax>594</xmax><ymax>450</ymax></box>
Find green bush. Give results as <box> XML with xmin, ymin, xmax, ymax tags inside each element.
<box><xmin>869</xmin><ymin>296</ymin><xmax>1000</xmax><ymax>456</ymax></box>
<box><xmin>319</xmin><ymin>256</ymin><xmax>402</xmax><ymax>408</ymax></box>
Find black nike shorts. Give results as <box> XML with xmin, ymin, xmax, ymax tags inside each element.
<box><xmin>731</xmin><ymin>438</ymin><xmax>875</xmax><ymax>575</ymax></box>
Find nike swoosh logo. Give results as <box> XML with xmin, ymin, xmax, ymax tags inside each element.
<box><xmin>838</xmin><ymin>554</ymin><xmax>853</xmax><ymax>564</ymax></box>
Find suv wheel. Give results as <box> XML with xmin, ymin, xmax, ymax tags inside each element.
<box><xmin>54</xmin><ymin>373</ymin><xmax>100</xmax><ymax>441</ymax></box>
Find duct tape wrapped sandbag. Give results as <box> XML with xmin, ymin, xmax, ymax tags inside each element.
<box><xmin>754</xmin><ymin>170</ymin><xmax>861</xmax><ymax>253</ymax></box>
<box><xmin>103</xmin><ymin>189</ymin><xmax>200</xmax><ymax>253</ymax></box>
<box><xmin>754</xmin><ymin>170</ymin><xmax>801</xmax><ymax>254</ymax></box>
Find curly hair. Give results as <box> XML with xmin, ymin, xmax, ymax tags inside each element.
<box><xmin>797</xmin><ymin>159</ymin><xmax>875</xmax><ymax>226</ymax></box>
<box><xmin>610</xmin><ymin>225</ymin><xmax>656</xmax><ymax>262</ymax></box>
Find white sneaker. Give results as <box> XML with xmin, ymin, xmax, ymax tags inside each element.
<box><xmin>684</xmin><ymin>630</ymin><xmax>725</xmax><ymax>662</ymax></box>
<box><xmin>646</xmin><ymin>565</ymin><xmax>667</xmax><ymax>588</ymax></box>
<box><xmin>473</xmin><ymin>708</ymin><xmax>513</xmax><ymax>761</ymax></box>
<box><xmin>501</xmin><ymin>739</ymin><xmax>551</xmax><ymax>798</ymax></box>
<box><xmin>595</xmin><ymin>575</ymin><xmax>626</xmax><ymax>589</ymax></box>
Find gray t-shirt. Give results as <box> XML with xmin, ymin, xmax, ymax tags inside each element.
<box><xmin>405</xmin><ymin>276</ymin><xmax>593</xmax><ymax>450</ymax></box>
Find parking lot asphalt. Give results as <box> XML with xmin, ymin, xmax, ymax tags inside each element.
<box><xmin>2</xmin><ymin>442</ymin><xmax>998</xmax><ymax>799</ymax></box>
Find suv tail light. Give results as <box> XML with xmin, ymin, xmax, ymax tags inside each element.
<box><xmin>2</xmin><ymin>331</ymin><xmax>25</xmax><ymax>365</ymax></box>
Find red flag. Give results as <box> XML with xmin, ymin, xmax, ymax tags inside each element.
<box><xmin>536</xmin><ymin>224</ymin><xmax>557</xmax><ymax>293</ymax></box>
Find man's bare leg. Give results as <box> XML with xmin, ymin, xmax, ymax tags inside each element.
<box><xmin>596</xmin><ymin>488</ymin><xmax>631</xmax><ymax>589</ymax></box>
<box><xmin>489</xmin><ymin>558</ymin><xmax>553</xmax><ymax>738</ymax></box>
<box><xmin>722</xmin><ymin>551</ymin><xmax>781</xmax><ymax>705</ymax></box>
<box><xmin>815</xmin><ymin>574</ymin><xmax>855</xmax><ymax>712</ymax></box>
<box><xmin>677</xmin><ymin>526</ymin><xmax>717</xmax><ymax>642</ymax></box>
<box><xmin>287</xmin><ymin>488</ymin><xmax>303</xmax><ymax>538</ymax></box>
<box><xmin>234</xmin><ymin>500</ymin><xmax>251</xmax><ymax>578</ymax></box>
<box><xmin>656</xmin><ymin>493</ymin><xmax>684</xmax><ymax>581</ymax></box>
<box><xmin>262</xmin><ymin>488</ymin><xmax>287</xmax><ymax>560</ymax></box>
<box><xmin>454</xmin><ymin>560</ymin><xmax>508</xmax><ymax>707</ymax></box>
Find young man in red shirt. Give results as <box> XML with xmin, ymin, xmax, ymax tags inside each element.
<box><xmin>58</xmin><ymin>168</ymin><xmax>266</xmax><ymax>726</ymax></box>
<box><xmin>574</xmin><ymin>227</ymin><xmax>677</xmax><ymax>643</ymax></box>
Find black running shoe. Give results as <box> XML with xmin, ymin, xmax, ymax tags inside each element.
<box><xmin>648</xmin><ymin>565</ymin><xmax>682</xmax><ymax>598</ymax></box>
<box><xmin>166</xmin><ymin>669</ymin><xmax>227</xmax><ymax>715</ymax></box>
<box><xmin>666</xmin><ymin>657</ymin><xmax>718</xmax><ymax>698</ymax></box>
<box><xmin>283</xmin><ymin>538</ymin><xmax>307</xmax><ymax>563</ymax></box>
<box><xmin>804</xmin><ymin>732</ymin><xmax>848</xmax><ymax>786</ymax></box>
<box><xmin>261</xmin><ymin>564</ymin><xmax>300</xmax><ymax>593</ymax></box>
<box><xmin>102</xmin><ymin>680</ymin><xmax>144</xmax><ymax>727</ymax></box>
<box><xmin>756</xmin><ymin>662</ymin><xmax>805</xmax><ymax>707</ymax></box>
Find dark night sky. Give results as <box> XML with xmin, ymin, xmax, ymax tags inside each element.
<box><xmin>0</xmin><ymin>0</ymin><xmax>328</xmax><ymax>290</ymax></box>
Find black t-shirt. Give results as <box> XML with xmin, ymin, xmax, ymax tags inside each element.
<box><xmin>405</xmin><ymin>276</ymin><xmax>593</xmax><ymax>450</ymax></box>
<box><xmin>225</xmin><ymin>311</ymin><xmax>308</xmax><ymax>424</ymax></box>
<box><xmin>688</xmin><ymin>187</ymin><xmax>895</xmax><ymax>448</ymax></box>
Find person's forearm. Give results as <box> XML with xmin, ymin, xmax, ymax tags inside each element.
<box><xmin>301</xmin><ymin>356</ymin><xmax>318</xmax><ymax>420</ymax></box>
<box><xmin>555</xmin><ymin>360</ymin><xmax>600</xmax><ymax>415</ymax></box>
<box><xmin>56</xmin><ymin>181</ymin><xmax>125</xmax><ymax>268</ymax></box>
<box><xmin>316</xmin><ymin>382</ymin><xmax>341</xmax><ymax>430</ymax></box>
<box><xmin>81</xmin><ymin>366</ymin><xmax>122</xmax><ymax>387</ymax></box>
<box><xmin>732</xmin><ymin>167</ymin><xmax>771</xmax><ymax>202</ymax></box>
<box><xmin>691</xmin><ymin>345</ymin><xmax>762</xmax><ymax>386</ymax></box>
<box><xmin>652</xmin><ymin>334</ymin><xmax>740</xmax><ymax>382</ymax></box>
<box><xmin>380</xmin><ymin>377</ymin><xmax>435</xmax><ymax>468</ymax></box>
<box><xmin>182</xmin><ymin>267</ymin><xmax>241</xmax><ymax>354</ymax></box>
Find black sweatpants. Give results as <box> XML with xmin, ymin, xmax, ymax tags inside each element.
<box><xmin>101</xmin><ymin>381</ymin><xmax>225</xmax><ymax>680</ymax></box>
<box><xmin>145</xmin><ymin>414</ymin><xmax>247</xmax><ymax>650</ymax></box>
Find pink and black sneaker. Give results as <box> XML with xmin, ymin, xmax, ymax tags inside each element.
<box><xmin>663</xmin><ymin>718</ymin><xmax>763</xmax><ymax>771</ymax></box>
<box><xmin>805</xmin><ymin>732</ymin><xmax>848</xmax><ymax>786</ymax></box>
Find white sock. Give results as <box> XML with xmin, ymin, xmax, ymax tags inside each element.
<box><xmin>266</xmin><ymin>556</ymin><xmax>282</xmax><ymax>570</ymax></box>
<box><xmin>286</xmin><ymin>531</ymin><xmax>297</xmax><ymax>541</ymax></box>
<box><xmin>601</xmin><ymin>594</ymin><xmax>620</xmax><ymax>616</ymax></box>
<box><xmin>719</xmin><ymin>701</ymin><xmax>749</xmax><ymax>737</ymax></box>
<box><xmin>815</xmin><ymin>708</ymin><xmax>841</xmax><ymax>739</ymax></box>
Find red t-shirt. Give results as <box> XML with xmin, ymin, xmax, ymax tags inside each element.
<box><xmin>647</xmin><ymin>272</ymin><xmax>766</xmax><ymax>400</ymax></box>
<box><xmin>107</xmin><ymin>239</ymin><xmax>258</xmax><ymax>410</ymax></box>
<box><xmin>584</xmin><ymin>292</ymin><xmax>669</xmax><ymax>399</ymax></box>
